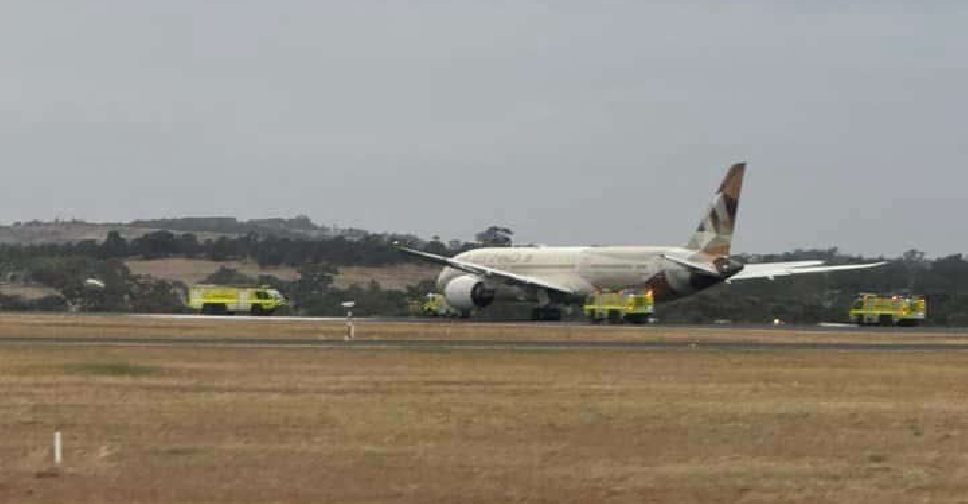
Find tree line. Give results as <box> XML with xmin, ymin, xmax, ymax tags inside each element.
<box><xmin>0</xmin><ymin>229</ymin><xmax>476</xmax><ymax>267</ymax></box>
<box><xmin>658</xmin><ymin>248</ymin><xmax>968</xmax><ymax>326</ymax></box>
<box><xmin>0</xmin><ymin>225</ymin><xmax>966</xmax><ymax>324</ymax></box>
<box><xmin>0</xmin><ymin>226</ymin><xmax>479</xmax><ymax>316</ymax></box>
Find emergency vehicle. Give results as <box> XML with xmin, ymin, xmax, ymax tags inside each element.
<box><xmin>414</xmin><ymin>293</ymin><xmax>460</xmax><ymax>317</ymax></box>
<box><xmin>408</xmin><ymin>292</ymin><xmax>460</xmax><ymax>317</ymax></box>
<box><xmin>584</xmin><ymin>289</ymin><xmax>655</xmax><ymax>324</ymax></box>
<box><xmin>849</xmin><ymin>293</ymin><xmax>926</xmax><ymax>326</ymax></box>
<box><xmin>188</xmin><ymin>285</ymin><xmax>287</xmax><ymax>315</ymax></box>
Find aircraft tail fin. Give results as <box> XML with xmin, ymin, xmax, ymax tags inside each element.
<box><xmin>685</xmin><ymin>162</ymin><xmax>746</xmax><ymax>256</ymax></box>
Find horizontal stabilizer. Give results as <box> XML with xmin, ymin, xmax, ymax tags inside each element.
<box><xmin>660</xmin><ymin>253</ymin><xmax>722</xmax><ymax>276</ymax></box>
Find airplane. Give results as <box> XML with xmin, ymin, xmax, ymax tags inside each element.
<box><xmin>396</xmin><ymin>163</ymin><xmax>885</xmax><ymax>320</ymax></box>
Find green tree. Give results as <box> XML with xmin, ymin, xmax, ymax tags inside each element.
<box><xmin>100</xmin><ymin>230</ymin><xmax>128</xmax><ymax>258</ymax></box>
<box><xmin>475</xmin><ymin>226</ymin><xmax>513</xmax><ymax>247</ymax></box>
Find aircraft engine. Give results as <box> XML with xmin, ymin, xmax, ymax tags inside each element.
<box><xmin>443</xmin><ymin>275</ymin><xmax>495</xmax><ymax>310</ymax></box>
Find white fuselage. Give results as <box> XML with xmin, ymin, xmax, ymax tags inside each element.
<box><xmin>436</xmin><ymin>245</ymin><xmax>715</xmax><ymax>304</ymax></box>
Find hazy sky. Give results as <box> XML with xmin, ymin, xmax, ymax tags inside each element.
<box><xmin>1</xmin><ymin>2</ymin><xmax>965</xmax><ymax>256</ymax></box>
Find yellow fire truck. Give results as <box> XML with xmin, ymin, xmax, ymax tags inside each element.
<box><xmin>849</xmin><ymin>293</ymin><xmax>926</xmax><ymax>326</ymax></box>
<box><xmin>188</xmin><ymin>285</ymin><xmax>287</xmax><ymax>315</ymax></box>
<box><xmin>409</xmin><ymin>293</ymin><xmax>460</xmax><ymax>317</ymax></box>
<box><xmin>584</xmin><ymin>289</ymin><xmax>655</xmax><ymax>324</ymax></box>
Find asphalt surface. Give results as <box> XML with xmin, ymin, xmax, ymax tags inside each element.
<box><xmin>114</xmin><ymin>313</ymin><xmax>968</xmax><ymax>334</ymax></box>
<box><xmin>3</xmin><ymin>313</ymin><xmax>967</xmax><ymax>351</ymax></box>
<box><xmin>2</xmin><ymin>336</ymin><xmax>968</xmax><ymax>352</ymax></box>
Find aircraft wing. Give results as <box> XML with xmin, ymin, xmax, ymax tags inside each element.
<box><xmin>395</xmin><ymin>245</ymin><xmax>576</xmax><ymax>295</ymax></box>
<box><xmin>727</xmin><ymin>260</ymin><xmax>887</xmax><ymax>281</ymax></box>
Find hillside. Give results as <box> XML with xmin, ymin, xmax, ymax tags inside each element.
<box><xmin>0</xmin><ymin>217</ymin><xmax>375</xmax><ymax>245</ymax></box>
<box><xmin>0</xmin><ymin>216</ymin><xmax>445</xmax><ymax>316</ymax></box>
<box><xmin>0</xmin><ymin>221</ymin><xmax>160</xmax><ymax>245</ymax></box>
<box><xmin>0</xmin><ymin>221</ymin><xmax>241</xmax><ymax>245</ymax></box>
<box><xmin>124</xmin><ymin>259</ymin><xmax>438</xmax><ymax>291</ymax></box>
<box><xmin>2</xmin><ymin>218</ymin><xmax>968</xmax><ymax>325</ymax></box>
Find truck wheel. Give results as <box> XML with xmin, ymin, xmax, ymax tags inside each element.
<box><xmin>625</xmin><ymin>314</ymin><xmax>647</xmax><ymax>324</ymax></box>
<box><xmin>251</xmin><ymin>305</ymin><xmax>264</xmax><ymax>316</ymax></box>
<box><xmin>879</xmin><ymin>314</ymin><xmax>894</xmax><ymax>327</ymax></box>
<box><xmin>203</xmin><ymin>304</ymin><xmax>227</xmax><ymax>315</ymax></box>
<box><xmin>532</xmin><ymin>307</ymin><xmax>562</xmax><ymax>321</ymax></box>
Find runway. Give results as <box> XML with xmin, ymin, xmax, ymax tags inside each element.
<box><xmin>2</xmin><ymin>336</ymin><xmax>968</xmax><ymax>352</ymax></box>
<box><xmin>84</xmin><ymin>312</ymin><xmax>968</xmax><ymax>334</ymax></box>
<box><xmin>3</xmin><ymin>313</ymin><xmax>966</xmax><ymax>352</ymax></box>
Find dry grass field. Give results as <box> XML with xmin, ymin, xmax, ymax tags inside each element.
<box><xmin>0</xmin><ymin>285</ymin><xmax>60</xmax><ymax>301</ymax></box>
<box><xmin>330</xmin><ymin>263</ymin><xmax>438</xmax><ymax>291</ymax></box>
<box><xmin>3</xmin><ymin>315</ymin><xmax>968</xmax><ymax>503</ymax></box>
<box><xmin>125</xmin><ymin>258</ymin><xmax>302</xmax><ymax>285</ymax></box>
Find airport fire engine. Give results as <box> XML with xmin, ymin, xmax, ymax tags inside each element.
<box><xmin>410</xmin><ymin>293</ymin><xmax>461</xmax><ymax>317</ymax></box>
<box><xmin>849</xmin><ymin>293</ymin><xmax>926</xmax><ymax>326</ymax></box>
<box><xmin>584</xmin><ymin>289</ymin><xmax>655</xmax><ymax>324</ymax></box>
<box><xmin>188</xmin><ymin>285</ymin><xmax>287</xmax><ymax>315</ymax></box>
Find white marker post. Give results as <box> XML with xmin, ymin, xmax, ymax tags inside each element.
<box><xmin>341</xmin><ymin>301</ymin><xmax>356</xmax><ymax>341</ymax></box>
<box><xmin>53</xmin><ymin>431</ymin><xmax>62</xmax><ymax>466</ymax></box>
